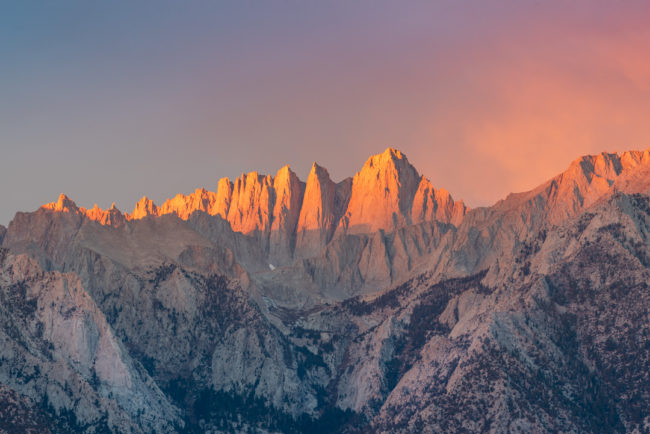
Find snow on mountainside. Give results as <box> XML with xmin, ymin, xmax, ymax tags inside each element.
<box><xmin>0</xmin><ymin>147</ymin><xmax>648</xmax><ymax>432</ymax></box>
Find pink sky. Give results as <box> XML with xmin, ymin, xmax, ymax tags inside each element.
<box><xmin>1</xmin><ymin>1</ymin><xmax>649</xmax><ymax>223</ymax></box>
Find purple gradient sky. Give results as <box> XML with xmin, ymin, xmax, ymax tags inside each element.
<box><xmin>1</xmin><ymin>1</ymin><xmax>650</xmax><ymax>224</ymax></box>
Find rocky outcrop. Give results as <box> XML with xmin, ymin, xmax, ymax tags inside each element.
<box><xmin>213</xmin><ymin>177</ymin><xmax>233</xmax><ymax>219</ymax></box>
<box><xmin>224</xmin><ymin>172</ymin><xmax>274</xmax><ymax>237</ymax></box>
<box><xmin>158</xmin><ymin>188</ymin><xmax>218</xmax><ymax>220</ymax></box>
<box><xmin>412</xmin><ymin>177</ymin><xmax>467</xmax><ymax>226</ymax></box>
<box><xmin>0</xmin><ymin>251</ymin><xmax>181</xmax><ymax>432</ymax></box>
<box><xmin>126</xmin><ymin>196</ymin><xmax>159</xmax><ymax>220</ymax></box>
<box><xmin>82</xmin><ymin>203</ymin><xmax>126</xmax><ymax>226</ymax></box>
<box><xmin>41</xmin><ymin>193</ymin><xmax>79</xmax><ymax>214</ymax></box>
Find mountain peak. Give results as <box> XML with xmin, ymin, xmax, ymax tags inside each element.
<box><xmin>295</xmin><ymin>161</ymin><xmax>341</xmax><ymax>257</ymax></box>
<box><xmin>274</xmin><ymin>165</ymin><xmax>298</xmax><ymax>187</ymax></box>
<box><xmin>568</xmin><ymin>149</ymin><xmax>650</xmax><ymax>182</ymax></box>
<box><xmin>308</xmin><ymin>162</ymin><xmax>331</xmax><ymax>180</ymax></box>
<box><xmin>276</xmin><ymin>164</ymin><xmax>293</xmax><ymax>174</ymax></box>
<box><xmin>340</xmin><ymin>148</ymin><xmax>421</xmax><ymax>233</ymax></box>
<box><xmin>363</xmin><ymin>147</ymin><xmax>409</xmax><ymax>170</ymax></box>
<box><xmin>42</xmin><ymin>193</ymin><xmax>78</xmax><ymax>213</ymax></box>
<box><xmin>126</xmin><ymin>196</ymin><xmax>159</xmax><ymax>220</ymax></box>
<box><xmin>40</xmin><ymin>194</ymin><xmax>128</xmax><ymax>226</ymax></box>
<box><xmin>214</xmin><ymin>178</ymin><xmax>233</xmax><ymax>219</ymax></box>
<box><xmin>497</xmin><ymin>147</ymin><xmax>650</xmax><ymax>225</ymax></box>
<box><xmin>55</xmin><ymin>193</ymin><xmax>77</xmax><ymax>211</ymax></box>
<box><xmin>82</xmin><ymin>202</ymin><xmax>125</xmax><ymax>226</ymax></box>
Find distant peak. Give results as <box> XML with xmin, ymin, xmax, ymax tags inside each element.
<box><xmin>565</xmin><ymin>148</ymin><xmax>650</xmax><ymax>183</ymax></box>
<box><xmin>42</xmin><ymin>193</ymin><xmax>78</xmax><ymax>212</ymax></box>
<box><xmin>57</xmin><ymin>193</ymin><xmax>75</xmax><ymax>205</ymax></box>
<box><xmin>40</xmin><ymin>194</ymin><xmax>127</xmax><ymax>226</ymax></box>
<box><xmin>275</xmin><ymin>164</ymin><xmax>297</xmax><ymax>180</ymax></box>
<box><xmin>126</xmin><ymin>196</ymin><xmax>159</xmax><ymax>221</ymax></box>
<box><xmin>308</xmin><ymin>161</ymin><xmax>330</xmax><ymax>178</ymax></box>
<box><xmin>363</xmin><ymin>147</ymin><xmax>412</xmax><ymax>171</ymax></box>
<box><xmin>135</xmin><ymin>196</ymin><xmax>155</xmax><ymax>205</ymax></box>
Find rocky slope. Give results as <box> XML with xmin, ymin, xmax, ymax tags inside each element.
<box><xmin>438</xmin><ymin>149</ymin><xmax>650</xmax><ymax>281</ymax></box>
<box><xmin>367</xmin><ymin>191</ymin><xmax>649</xmax><ymax>432</ymax></box>
<box><xmin>0</xmin><ymin>250</ymin><xmax>181</xmax><ymax>432</ymax></box>
<box><xmin>0</xmin><ymin>147</ymin><xmax>648</xmax><ymax>433</ymax></box>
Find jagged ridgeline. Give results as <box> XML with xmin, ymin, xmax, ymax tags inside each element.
<box><xmin>0</xmin><ymin>148</ymin><xmax>648</xmax><ymax>432</ymax></box>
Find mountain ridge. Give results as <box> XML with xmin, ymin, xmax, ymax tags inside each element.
<box><xmin>36</xmin><ymin>148</ymin><xmax>649</xmax><ymax>235</ymax></box>
<box><xmin>41</xmin><ymin>148</ymin><xmax>465</xmax><ymax>227</ymax></box>
<box><xmin>37</xmin><ymin>148</ymin><xmax>467</xmax><ymax>267</ymax></box>
<box><xmin>24</xmin><ymin>147</ymin><xmax>649</xmax><ymax>298</ymax></box>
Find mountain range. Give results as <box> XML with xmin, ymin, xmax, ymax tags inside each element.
<box><xmin>0</xmin><ymin>147</ymin><xmax>648</xmax><ymax>433</ymax></box>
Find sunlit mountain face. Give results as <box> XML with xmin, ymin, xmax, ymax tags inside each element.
<box><xmin>2</xmin><ymin>1</ymin><xmax>650</xmax><ymax>433</ymax></box>
<box><xmin>0</xmin><ymin>147</ymin><xmax>649</xmax><ymax>432</ymax></box>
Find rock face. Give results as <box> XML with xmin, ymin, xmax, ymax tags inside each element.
<box><xmin>412</xmin><ymin>177</ymin><xmax>466</xmax><ymax>226</ymax></box>
<box><xmin>214</xmin><ymin>177</ymin><xmax>233</xmax><ymax>219</ymax></box>
<box><xmin>1</xmin><ymin>147</ymin><xmax>649</xmax><ymax>432</ymax></box>
<box><xmin>337</xmin><ymin>148</ymin><xmax>421</xmax><ymax>234</ymax></box>
<box><xmin>158</xmin><ymin>188</ymin><xmax>218</xmax><ymax>220</ymax></box>
<box><xmin>270</xmin><ymin>166</ymin><xmax>305</xmax><ymax>264</ymax></box>
<box><xmin>125</xmin><ymin>196</ymin><xmax>158</xmax><ymax>221</ymax></box>
<box><xmin>295</xmin><ymin>163</ymin><xmax>351</xmax><ymax>258</ymax></box>
<box><xmin>227</xmin><ymin>172</ymin><xmax>275</xmax><ymax>235</ymax></box>
<box><xmin>82</xmin><ymin>203</ymin><xmax>125</xmax><ymax>226</ymax></box>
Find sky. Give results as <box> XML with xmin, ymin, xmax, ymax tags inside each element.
<box><xmin>1</xmin><ymin>1</ymin><xmax>650</xmax><ymax>225</ymax></box>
